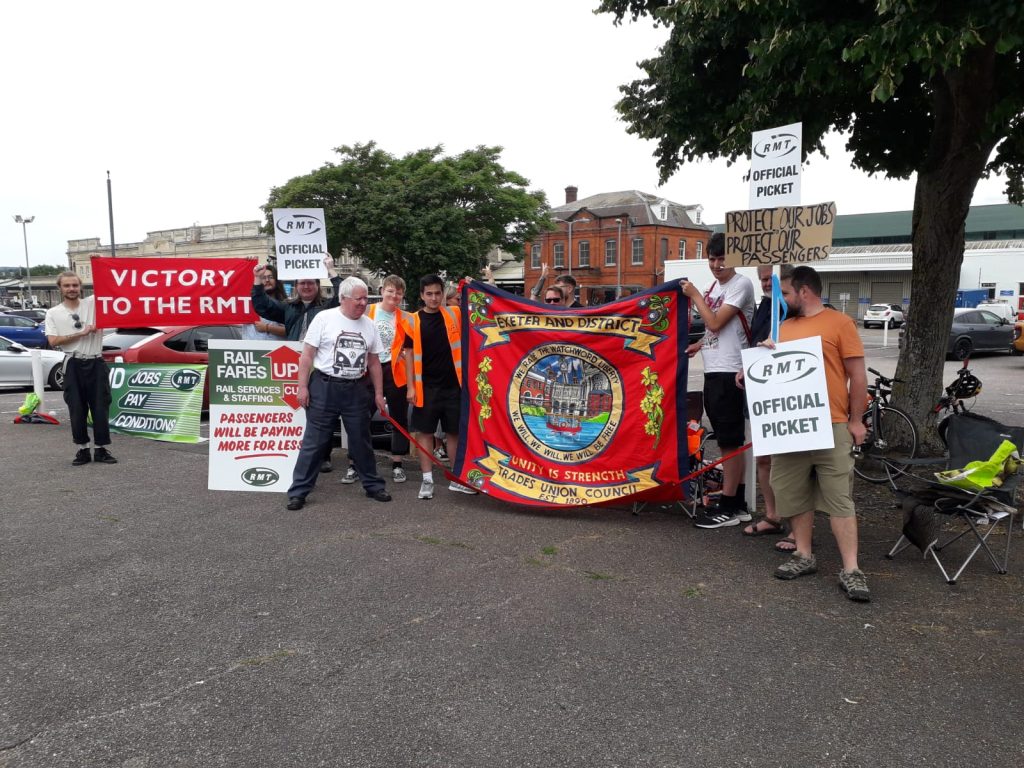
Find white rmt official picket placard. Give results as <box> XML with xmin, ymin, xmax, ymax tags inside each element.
<box><xmin>749</xmin><ymin>122</ymin><xmax>802</xmax><ymax>210</ymax></box>
<box><xmin>272</xmin><ymin>208</ymin><xmax>330</xmax><ymax>280</ymax></box>
<box><xmin>741</xmin><ymin>335</ymin><xmax>834</xmax><ymax>457</ymax></box>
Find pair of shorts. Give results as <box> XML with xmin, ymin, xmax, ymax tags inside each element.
<box><xmin>411</xmin><ymin>385</ymin><xmax>462</xmax><ymax>436</ymax></box>
<box><xmin>770</xmin><ymin>423</ymin><xmax>856</xmax><ymax>519</ymax></box>
<box><xmin>703</xmin><ymin>372</ymin><xmax>746</xmax><ymax>448</ymax></box>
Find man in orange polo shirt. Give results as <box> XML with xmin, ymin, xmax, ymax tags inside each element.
<box><xmin>769</xmin><ymin>266</ymin><xmax>870</xmax><ymax>602</ymax></box>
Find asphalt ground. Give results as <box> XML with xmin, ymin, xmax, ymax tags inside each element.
<box><xmin>2</xmin><ymin>345</ymin><xmax>1023</xmax><ymax>768</ymax></box>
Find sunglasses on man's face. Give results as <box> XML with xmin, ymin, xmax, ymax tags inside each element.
<box><xmin>544</xmin><ymin>297</ymin><xmax>562</xmax><ymax>303</ymax></box>
<box><xmin>71</xmin><ymin>313</ymin><xmax>82</xmax><ymax>330</ymax></box>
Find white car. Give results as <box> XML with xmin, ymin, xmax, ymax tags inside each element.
<box><xmin>0</xmin><ymin>336</ymin><xmax>66</xmax><ymax>389</ymax></box>
<box><xmin>862</xmin><ymin>303</ymin><xmax>905</xmax><ymax>329</ymax></box>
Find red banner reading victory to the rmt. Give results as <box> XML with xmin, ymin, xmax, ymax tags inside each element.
<box><xmin>451</xmin><ymin>280</ymin><xmax>689</xmax><ymax>508</ymax></box>
<box><xmin>91</xmin><ymin>257</ymin><xmax>258</xmax><ymax>327</ymax></box>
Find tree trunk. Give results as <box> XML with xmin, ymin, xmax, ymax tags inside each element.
<box><xmin>892</xmin><ymin>45</ymin><xmax>999</xmax><ymax>454</ymax></box>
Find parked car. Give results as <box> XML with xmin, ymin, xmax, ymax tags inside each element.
<box><xmin>0</xmin><ymin>336</ymin><xmax>66</xmax><ymax>389</ymax></box>
<box><xmin>862</xmin><ymin>303</ymin><xmax>905</xmax><ymax>329</ymax></box>
<box><xmin>5</xmin><ymin>308</ymin><xmax>47</xmax><ymax>323</ymax></box>
<box><xmin>976</xmin><ymin>300</ymin><xmax>1015</xmax><ymax>324</ymax></box>
<box><xmin>901</xmin><ymin>308</ymin><xmax>1014</xmax><ymax>360</ymax></box>
<box><xmin>101</xmin><ymin>327</ymin><xmax>168</xmax><ymax>362</ymax></box>
<box><xmin>107</xmin><ymin>325</ymin><xmax>245</xmax><ymax>408</ymax></box>
<box><xmin>0</xmin><ymin>313</ymin><xmax>47</xmax><ymax>348</ymax></box>
<box><xmin>1012</xmin><ymin>320</ymin><xmax>1024</xmax><ymax>356</ymax></box>
<box><xmin>687</xmin><ymin>310</ymin><xmax>706</xmax><ymax>345</ymax></box>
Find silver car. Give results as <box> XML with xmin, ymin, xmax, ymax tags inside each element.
<box><xmin>863</xmin><ymin>303</ymin><xmax>905</xmax><ymax>329</ymax></box>
<box><xmin>0</xmin><ymin>336</ymin><xmax>66</xmax><ymax>389</ymax></box>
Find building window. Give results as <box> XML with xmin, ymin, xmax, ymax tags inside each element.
<box><xmin>578</xmin><ymin>240</ymin><xmax>590</xmax><ymax>267</ymax></box>
<box><xmin>696</xmin><ymin>240</ymin><xmax>703</xmax><ymax>259</ymax></box>
<box><xmin>531</xmin><ymin>244</ymin><xmax>541</xmax><ymax>269</ymax></box>
<box><xmin>678</xmin><ymin>239</ymin><xmax>686</xmax><ymax>259</ymax></box>
<box><xmin>632</xmin><ymin>238</ymin><xmax>644</xmax><ymax>265</ymax></box>
<box><xmin>553</xmin><ymin>242</ymin><xmax>565</xmax><ymax>268</ymax></box>
<box><xmin>605</xmin><ymin>239</ymin><xmax>617</xmax><ymax>266</ymax></box>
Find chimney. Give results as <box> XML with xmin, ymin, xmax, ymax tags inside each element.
<box><xmin>565</xmin><ymin>186</ymin><xmax>578</xmax><ymax>204</ymax></box>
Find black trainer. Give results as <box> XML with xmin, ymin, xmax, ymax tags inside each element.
<box><xmin>286</xmin><ymin>496</ymin><xmax>306</xmax><ymax>511</ymax></box>
<box><xmin>366</xmin><ymin>489</ymin><xmax>392</xmax><ymax>502</ymax></box>
<box><xmin>93</xmin><ymin>447</ymin><xmax>118</xmax><ymax>464</ymax></box>
<box><xmin>694</xmin><ymin>508</ymin><xmax>740</xmax><ymax>529</ymax></box>
<box><xmin>72</xmin><ymin>448</ymin><xmax>91</xmax><ymax>466</ymax></box>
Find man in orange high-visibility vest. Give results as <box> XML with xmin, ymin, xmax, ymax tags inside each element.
<box><xmin>400</xmin><ymin>274</ymin><xmax>477</xmax><ymax>500</ymax></box>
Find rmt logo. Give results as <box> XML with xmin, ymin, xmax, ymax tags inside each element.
<box><xmin>275</xmin><ymin>213</ymin><xmax>323</xmax><ymax>236</ymax></box>
<box><xmin>753</xmin><ymin>132</ymin><xmax>799</xmax><ymax>160</ymax></box>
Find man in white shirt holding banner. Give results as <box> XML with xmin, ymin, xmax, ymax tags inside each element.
<box><xmin>740</xmin><ymin>266</ymin><xmax>870</xmax><ymax>602</ymax></box>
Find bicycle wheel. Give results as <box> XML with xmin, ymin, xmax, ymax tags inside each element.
<box><xmin>855</xmin><ymin>405</ymin><xmax>918</xmax><ymax>483</ymax></box>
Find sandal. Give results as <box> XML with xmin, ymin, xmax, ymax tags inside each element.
<box><xmin>742</xmin><ymin>517</ymin><xmax>786</xmax><ymax>537</ymax></box>
<box><xmin>775</xmin><ymin>534</ymin><xmax>797</xmax><ymax>553</ymax></box>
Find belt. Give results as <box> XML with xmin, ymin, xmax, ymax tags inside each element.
<box><xmin>317</xmin><ymin>371</ymin><xmax>368</xmax><ymax>383</ymax></box>
<box><xmin>68</xmin><ymin>352</ymin><xmax>103</xmax><ymax>360</ymax></box>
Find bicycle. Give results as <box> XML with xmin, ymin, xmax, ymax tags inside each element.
<box><xmin>854</xmin><ymin>361</ymin><xmax>982</xmax><ymax>484</ymax></box>
<box><xmin>855</xmin><ymin>369</ymin><xmax>918</xmax><ymax>483</ymax></box>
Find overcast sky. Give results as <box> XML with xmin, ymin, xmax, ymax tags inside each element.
<box><xmin>1</xmin><ymin>0</ymin><xmax>1010</xmax><ymax>271</ymax></box>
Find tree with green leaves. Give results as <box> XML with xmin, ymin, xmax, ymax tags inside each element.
<box><xmin>598</xmin><ymin>0</ymin><xmax>1024</xmax><ymax>448</ymax></box>
<box><xmin>263</xmin><ymin>143</ymin><xmax>550</xmax><ymax>297</ymax></box>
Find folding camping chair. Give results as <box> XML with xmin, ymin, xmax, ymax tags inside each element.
<box><xmin>887</xmin><ymin>412</ymin><xmax>1024</xmax><ymax>585</ymax></box>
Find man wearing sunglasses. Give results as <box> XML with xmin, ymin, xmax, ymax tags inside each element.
<box><xmin>44</xmin><ymin>272</ymin><xmax>117</xmax><ymax>466</ymax></box>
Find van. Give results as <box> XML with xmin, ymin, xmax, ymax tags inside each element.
<box><xmin>976</xmin><ymin>300</ymin><xmax>1015</xmax><ymax>324</ymax></box>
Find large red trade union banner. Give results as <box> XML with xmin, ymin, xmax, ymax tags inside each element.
<box><xmin>453</xmin><ymin>281</ymin><xmax>689</xmax><ymax>508</ymax></box>
<box><xmin>91</xmin><ymin>257</ymin><xmax>257</xmax><ymax>326</ymax></box>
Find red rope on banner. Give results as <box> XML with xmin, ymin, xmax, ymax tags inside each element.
<box><xmin>382</xmin><ymin>407</ymin><xmax>754</xmax><ymax>503</ymax></box>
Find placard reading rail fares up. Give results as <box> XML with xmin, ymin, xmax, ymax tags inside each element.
<box><xmin>740</xmin><ymin>336</ymin><xmax>834</xmax><ymax>457</ymax></box>
<box><xmin>724</xmin><ymin>202</ymin><xmax>836</xmax><ymax>267</ymax></box>
<box><xmin>207</xmin><ymin>340</ymin><xmax>305</xmax><ymax>492</ymax></box>
<box><xmin>272</xmin><ymin>208</ymin><xmax>329</xmax><ymax>280</ymax></box>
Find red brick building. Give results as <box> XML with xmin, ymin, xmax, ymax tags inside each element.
<box><xmin>525</xmin><ymin>188</ymin><xmax>712</xmax><ymax>305</ymax></box>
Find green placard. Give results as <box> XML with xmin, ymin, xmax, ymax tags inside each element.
<box><xmin>107</xmin><ymin>363</ymin><xmax>206</xmax><ymax>443</ymax></box>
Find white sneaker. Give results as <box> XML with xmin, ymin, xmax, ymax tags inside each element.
<box><xmin>418</xmin><ymin>479</ymin><xmax>434</xmax><ymax>499</ymax></box>
<box><xmin>449</xmin><ymin>481</ymin><xmax>478</xmax><ymax>495</ymax></box>
<box><xmin>340</xmin><ymin>466</ymin><xmax>358</xmax><ymax>484</ymax></box>
<box><xmin>392</xmin><ymin>466</ymin><xmax>407</xmax><ymax>483</ymax></box>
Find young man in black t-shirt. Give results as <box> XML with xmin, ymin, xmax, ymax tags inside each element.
<box><xmin>403</xmin><ymin>274</ymin><xmax>477</xmax><ymax>499</ymax></box>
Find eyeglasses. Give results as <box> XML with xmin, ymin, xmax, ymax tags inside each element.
<box><xmin>544</xmin><ymin>298</ymin><xmax>562</xmax><ymax>303</ymax></box>
<box><xmin>71</xmin><ymin>313</ymin><xmax>82</xmax><ymax>330</ymax></box>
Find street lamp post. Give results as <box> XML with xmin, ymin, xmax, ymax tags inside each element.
<box><xmin>615</xmin><ymin>217</ymin><xmax>623</xmax><ymax>299</ymax></box>
<box><xmin>13</xmin><ymin>215</ymin><xmax>35</xmax><ymax>307</ymax></box>
<box><xmin>564</xmin><ymin>217</ymin><xmax>591</xmax><ymax>275</ymax></box>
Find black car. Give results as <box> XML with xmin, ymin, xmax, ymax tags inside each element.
<box><xmin>899</xmin><ymin>307</ymin><xmax>1015</xmax><ymax>360</ymax></box>
<box><xmin>687</xmin><ymin>310</ymin><xmax>706</xmax><ymax>344</ymax></box>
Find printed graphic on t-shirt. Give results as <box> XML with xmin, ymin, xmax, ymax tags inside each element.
<box><xmin>333</xmin><ymin>331</ymin><xmax>367</xmax><ymax>378</ymax></box>
<box><xmin>701</xmin><ymin>287</ymin><xmax>724</xmax><ymax>350</ymax></box>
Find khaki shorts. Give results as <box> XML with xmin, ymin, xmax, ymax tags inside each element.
<box><xmin>770</xmin><ymin>423</ymin><xmax>856</xmax><ymax>519</ymax></box>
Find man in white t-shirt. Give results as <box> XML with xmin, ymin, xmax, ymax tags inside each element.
<box><xmin>286</xmin><ymin>277</ymin><xmax>390</xmax><ymax>510</ymax></box>
<box><xmin>681</xmin><ymin>233</ymin><xmax>756</xmax><ymax>529</ymax></box>
<box><xmin>44</xmin><ymin>271</ymin><xmax>117</xmax><ymax>466</ymax></box>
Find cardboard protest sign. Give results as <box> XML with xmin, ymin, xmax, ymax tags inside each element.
<box><xmin>740</xmin><ymin>337</ymin><xmax>834</xmax><ymax>457</ymax></box>
<box><xmin>207</xmin><ymin>340</ymin><xmax>305</xmax><ymax>493</ymax></box>
<box><xmin>724</xmin><ymin>202</ymin><xmax>836</xmax><ymax>267</ymax></box>
<box><xmin>106</xmin><ymin>363</ymin><xmax>206</xmax><ymax>443</ymax></box>
<box><xmin>91</xmin><ymin>257</ymin><xmax>256</xmax><ymax>326</ymax></box>
<box><xmin>272</xmin><ymin>208</ymin><xmax>329</xmax><ymax>280</ymax></box>
<box><xmin>749</xmin><ymin>122</ymin><xmax>802</xmax><ymax>209</ymax></box>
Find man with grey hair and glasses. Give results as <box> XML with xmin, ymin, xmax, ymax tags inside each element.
<box><xmin>285</xmin><ymin>276</ymin><xmax>390</xmax><ymax>510</ymax></box>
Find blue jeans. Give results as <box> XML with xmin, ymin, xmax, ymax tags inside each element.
<box><xmin>289</xmin><ymin>373</ymin><xmax>384</xmax><ymax>499</ymax></box>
